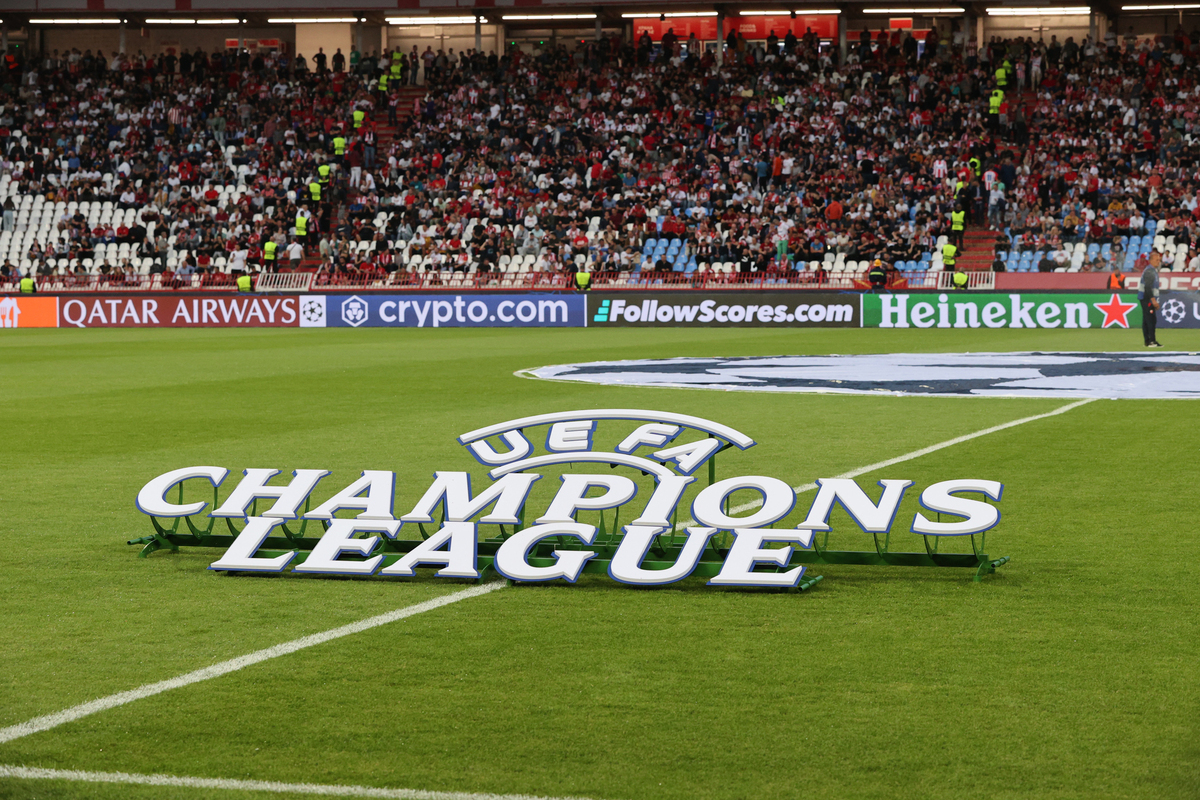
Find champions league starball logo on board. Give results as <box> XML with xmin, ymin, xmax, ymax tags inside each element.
<box><xmin>299</xmin><ymin>296</ymin><xmax>326</xmax><ymax>328</ymax></box>
<box><xmin>1161</xmin><ymin>298</ymin><xmax>1188</xmax><ymax>326</ymax></box>
<box><xmin>131</xmin><ymin>411</ymin><xmax>1010</xmax><ymax>588</ymax></box>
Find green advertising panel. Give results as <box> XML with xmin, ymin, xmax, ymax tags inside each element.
<box><xmin>862</xmin><ymin>292</ymin><xmax>1142</xmax><ymax>330</ymax></box>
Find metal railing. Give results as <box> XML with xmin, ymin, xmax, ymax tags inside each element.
<box><xmin>255</xmin><ymin>272</ymin><xmax>314</xmax><ymax>292</ymax></box>
<box><xmin>936</xmin><ymin>271</ymin><xmax>996</xmax><ymax>291</ymax></box>
<box><xmin>3</xmin><ymin>269</ymin><xmax>966</xmax><ymax>294</ymax></box>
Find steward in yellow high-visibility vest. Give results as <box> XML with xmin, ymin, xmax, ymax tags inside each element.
<box><xmin>996</xmin><ymin>62</ymin><xmax>1009</xmax><ymax>89</ymax></box>
<box><xmin>968</xmin><ymin>157</ymin><xmax>981</xmax><ymax>176</ymax></box>
<box><xmin>19</xmin><ymin>275</ymin><xmax>35</xmax><ymax>293</ymax></box>
<box><xmin>954</xmin><ymin>179</ymin><xmax>965</xmax><ymax>198</ymax></box>
<box><xmin>989</xmin><ymin>90</ymin><xmax>1004</xmax><ymax>115</ymax></box>
<box><xmin>951</xmin><ymin>203</ymin><xmax>967</xmax><ymax>247</ymax></box>
<box><xmin>942</xmin><ymin>242</ymin><xmax>957</xmax><ymax>268</ymax></box>
<box><xmin>378</xmin><ymin>73</ymin><xmax>389</xmax><ymax>93</ymax></box>
<box><xmin>237</xmin><ymin>273</ymin><xmax>253</xmax><ymax>292</ymax></box>
<box><xmin>295</xmin><ymin>214</ymin><xmax>308</xmax><ymax>239</ymax></box>
<box><xmin>389</xmin><ymin>61</ymin><xmax>402</xmax><ymax>80</ymax></box>
<box><xmin>353</xmin><ymin>109</ymin><xmax>365</xmax><ymax>129</ymax></box>
<box><xmin>575</xmin><ymin>269</ymin><xmax>591</xmax><ymax>291</ymax></box>
<box><xmin>318</xmin><ymin>163</ymin><xmax>331</xmax><ymax>186</ymax></box>
<box><xmin>333</xmin><ymin>136</ymin><xmax>346</xmax><ymax>157</ymax></box>
<box><xmin>952</xmin><ymin>268</ymin><xmax>969</xmax><ymax>290</ymax></box>
<box><xmin>309</xmin><ymin>181</ymin><xmax>321</xmax><ymax>202</ymax></box>
<box><xmin>264</xmin><ymin>240</ymin><xmax>278</xmax><ymax>265</ymax></box>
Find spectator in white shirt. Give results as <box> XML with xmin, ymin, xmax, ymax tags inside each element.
<box><xmin>286</xmin><ymin>240</ymin><xmax>305</xmax><ymax>266</ymax></box>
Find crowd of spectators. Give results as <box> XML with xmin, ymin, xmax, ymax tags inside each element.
<box><xmin>3</xmin><ymin>18</ymin><xmax>1200</xmax><ymax>289</ymax></box>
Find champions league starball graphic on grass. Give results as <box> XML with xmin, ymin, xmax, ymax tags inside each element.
<box><xmin>526</xmin><ymin>353</ymin><xmax>1200</xmax><ymax>399</ymax></box>
<box><xmin>131</xmin><ymin>411</ymin><xmax>1009</xmax><ymax>589</ymax></box>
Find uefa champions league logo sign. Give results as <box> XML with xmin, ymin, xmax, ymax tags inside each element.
<box><xmin>1161</xmin><ymin>298</ymin><xmax>1187</xmax><ymax>325</ymax></box>
<box><xmin>132</xmin><ymin>411</ymin><xmax>1007</xmax><ymax>588</ymax></box>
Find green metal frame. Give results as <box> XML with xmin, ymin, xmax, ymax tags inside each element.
<box><xmin>129</xmin><ymin>451</ymin><xmax>1008</xmax><ymax>587</ymax></box>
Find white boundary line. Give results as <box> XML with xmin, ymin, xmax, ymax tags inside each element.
<box><xmin>0</xmin><ymin>764</ymin><xmax>602</xmax><ymax>800</ymax></box>
<box><xmin>677</xmin><ymin>397</ymin><xmax>1097</xmax><ymax>527</ymax></box>
<box><xmin>0</xmin><ymin>582</ymin><xmax>506</xmax><ymax>746</ymax></box>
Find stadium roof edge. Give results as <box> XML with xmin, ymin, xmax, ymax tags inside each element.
<box><xmin>0</xmin><ymin>2</ymin><xmax>1125</xmax><ymax>25</ymax></box>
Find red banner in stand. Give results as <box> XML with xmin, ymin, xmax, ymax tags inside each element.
<box><xmin>634</xmin><ymin>15</ymin><xmax>838</xmax><ymax>42</ymax></box>
<box><xmin>58</xmin><ymin>295</ymin><xmax>300</xmax><ymax>328</ymax></box>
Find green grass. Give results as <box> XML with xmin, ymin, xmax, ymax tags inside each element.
<box><xmin>1</xmin><ymin>327</ymin><xmax>1199</xmax><ymax>800</ymax></box>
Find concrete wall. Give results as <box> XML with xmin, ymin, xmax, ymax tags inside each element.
<box><xmin>982</xmin><ymin>15</ymin><xmax>1093</xmax><ymax>45</ymax></box>
<box><xmin>1117</xmin><ymin>13</ymin><xmax>1200</xmax><ymax>38</ymax></box>
<box><xmin>355</xmin><ymin>24</ymin><xmax>385</xmax><ymax>59</ymax></box>
<box><xmin>294</xmin><ymin>22</ymin><xmax>351</xmax><ymax>66</ymax></box>
<box><xmin>386</xmin><ymin>23</ymin><xmax>503</xmax><ymax>58</ymax></box>
<box><xmin>41</xmin><ymin>26</ymin><xmax>292</xmax><ymax>57</ymax></box>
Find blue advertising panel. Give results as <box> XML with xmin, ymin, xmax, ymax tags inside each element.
<box><xmin>297</xmin><ymin>293</ymin><xmax>586</xmax><ymax>328</ymax></box>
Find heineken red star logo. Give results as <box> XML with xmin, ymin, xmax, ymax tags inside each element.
<box><xmin>1093</xmin><ymin>293</ymin><xmax>1137</xmax><ymax>329</ymax></box>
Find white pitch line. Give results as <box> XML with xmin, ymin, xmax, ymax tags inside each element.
<box><xmin>0</xmin><ymin>582</ymin><xmax>506</xmax><ymax>746</ymax></box>
<box><xmin>0</xmin><ymin>764</ymin><xmax>603</xmax><ymax>800</ymax></box>
<box><xmin>678</xmin><ymin>397</ymin><xmax>1097</xmax><ymax>528</ymax></box>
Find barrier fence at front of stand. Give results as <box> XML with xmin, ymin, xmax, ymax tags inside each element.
<box><xmin>2</xmin><ymin>270</ymin><xmax>948</xmax><ymax>293</ymax></box>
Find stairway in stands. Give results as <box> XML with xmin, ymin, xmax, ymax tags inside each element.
<box><xmin>374</xmin><ymin>86</ymin><xmax>424</xmax><ymax>147</ymax></box>
<box><xmin>958</xmin><ymin>228</ymin><xmax>997</xmax><ymax>271</ymax></box>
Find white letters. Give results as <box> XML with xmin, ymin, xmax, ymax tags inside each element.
<box><xmin>801</xmin><ymin>479</ymin><xmax>912</xmax><ymax>532</ymax></box>
<box><xmin>401</xmin><ymin>472</ymin><xmax>540</xmax><ymax>525</ymax></box>
<box><xmin>880</xmin><ymin>295</ymin><xmax>909</xmax><ymax>328</ymax></box>
<box><xmin>708</xmin><ymin>528</ymin><xmax>812</xmax><ymax>587</ymax></box>
<box><xmin>493</xmin><ymin>523</ymin><xmax>597</xmax><ymax>583</ymax></box>
<box><xmin>292</xmin><ymin>519</ymin><xmax>400</xmax><ymax>575</ymax></box>
<box><xmin>654</xmin><ymin>438</ymin><xmax>721</xmax><ymax>474</ymax></box>
<box><xmin>546</xmin><ymin>420</ymin><xmax>595</xmax><ymax>451</ymax></box>
<box><xmin>210</xmin><ymin>468</ymin><xmax>330</xmax><ymax>519</ymax></box>
<box><xmin>305</xmin><ymin>471</ymin><xmax>395</xmax><ymax>520</ymax></box>
<box><xmin>536</xmin><ymin>474</ymin><xmax>637</xmax><ymax>524</ymax></box>
<box><xmin>380</xmin><ymin>521</ymin><xmax>480</xmax><ymax>578</ymax></box>
<box><xmin>609</xmin><ymin>525</ymin><xmax>715</xmax><ymax>585</ymax></box>
<box><xmin>631</xmin><ymin>475</ymin><xmax>695</xmax><ymax>527</ymax></box>
<box><xmin>617</xmin><ymin>423</ymin><xmax>680</xmax><ymax>453</ymax></box>
<box><xmin>136</xmin><ymin>466</ymin><xmax>228</xmax><ymax>517</ymax></box>
<box><xmin>692</xmin><ymin>476</ymin><xmax>795</xmax><ymax>530</ymax></box>
<box><xmin>209</xmin><ymin>517</ymin><xmax>296</xmax><ymax>572</ymax></box>
<box><xmin>912</xmin><ymin>480</ymin><xmax>1003</xmax><ymax>536</ymax></box>
<box><xmin>140</xmin><ymin>409</ymin><xmax>1005</xmax><ymax>589</ymax></box>
<box><xmin>467</xmin><ymin>430</ymin><xmax>532</xmax><ymax>465</ymax></box>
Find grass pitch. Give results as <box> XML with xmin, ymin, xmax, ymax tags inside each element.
<box><xmin>1</xmin><ymin>326</ymin><xmax>1199</xmax><ymax>800</ymax></box>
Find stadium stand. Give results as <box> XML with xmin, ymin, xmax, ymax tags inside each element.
<box><xmin>2</xmin><ymin>26</ymin><xmax>1200</xmax><ymax>293</ymax></box>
